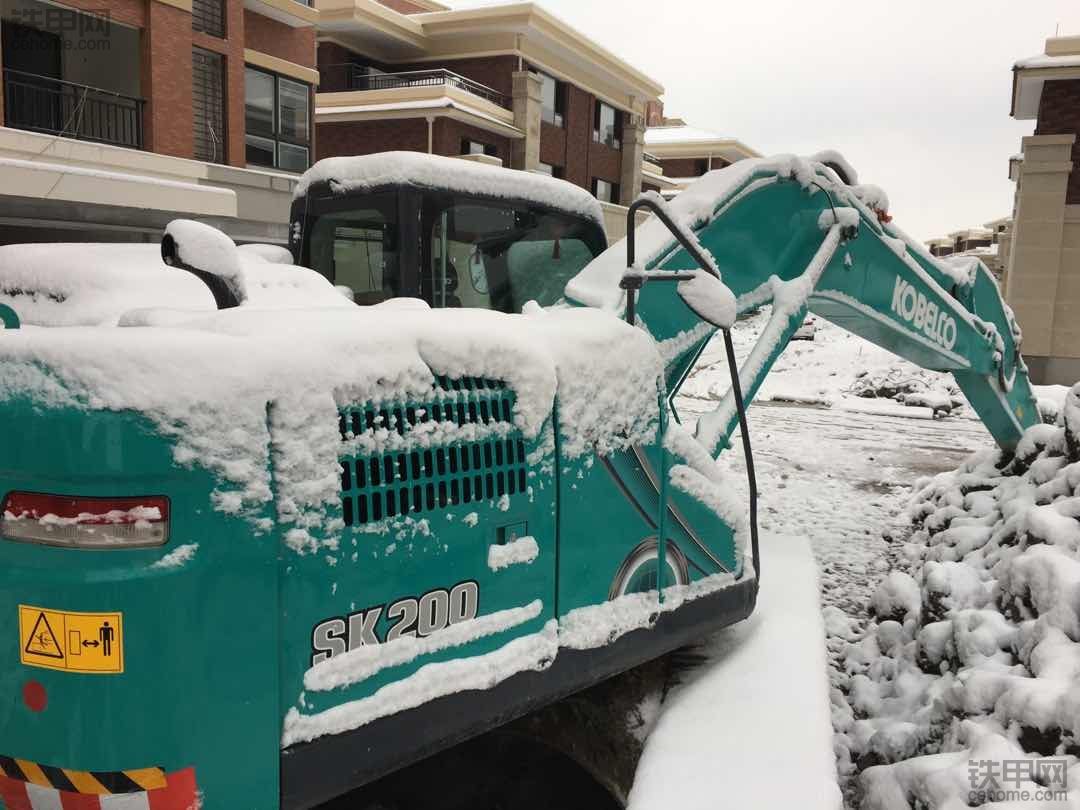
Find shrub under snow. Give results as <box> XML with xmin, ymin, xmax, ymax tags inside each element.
<box><xmin>837</xmin><ymin>383</ymin><xmax>1080</xmax><ymax>809</ymax></box>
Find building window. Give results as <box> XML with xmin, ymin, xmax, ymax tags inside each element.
<box><xmin>536</xmin><ymin>162</ymin><xmax>564</xmax><ymax>179</ymax></box>
<box><xmin>245</xmin><ymin>67</ymin><xmax>311</xmax><ymax>173</ymax></box>
<box><xmin>593</xmin><ymin>101</ymin><xmax>622</xmax><ymax>150</ymax></box>
<box><xmin>592</xmin><ymin>178</ymin><xmax>619</xmax><ymax>203</ymax></box>
<box><xmin>462</xmin><ymin>139</ymin><xmax>497</xmax><ymax>157</ymax></box>
<box><xmin>193</xmin><ymin>47</ymin><xmax>226</xmax><ymax>165</ymax></box>
<box><xmin>537</xmin><ymin>71</ymin><xmax>565</xmax><ymax>128</ymax></box>
<box><xmin>191</xmin><ymin>0</ymin><xmax>225</xmax><ymax>38</ymax></box>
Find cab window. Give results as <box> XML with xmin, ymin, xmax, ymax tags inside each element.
<box><xmin>308</xmin><ymin>193</ymin><xmax>399</xmax><ymax>305</ymax></box>
<box><xmin>423</xmin><ymin>198</ymin><xmax>604</xmax><ymax>313</ymax></box>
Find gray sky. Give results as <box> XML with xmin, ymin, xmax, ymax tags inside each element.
<box><xmin>446</xmin><ymin>0</ymin><xmax>1080</xmax><ymax>241</ymax></box>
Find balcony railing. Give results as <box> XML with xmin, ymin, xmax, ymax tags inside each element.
<box><xmin>342</xmin><ymin>67</ymin><xmax>511</xmax><ymax>110</ymax></box>
<box><xmin>4</xmin><ymin>70</ymin><xmax>145</xmax><ymax>150</ymax></box>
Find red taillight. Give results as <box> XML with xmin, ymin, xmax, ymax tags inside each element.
<box><xmin>1</xmin><ymin>492</ymin><xmax>169</xmax><ymax>548</ymax></box>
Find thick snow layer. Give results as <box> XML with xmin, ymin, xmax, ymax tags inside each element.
<box><xmin>1015</xmin><ymin>52</ymin><xmax>1080</xmax><ymax>69</ymax></box>
<box><xmin>0</xmin><ymin>306</ymin><xmax>661</xmax><ymax>534</ymax></box>
<box><xmin>165</xmin><ymin>219</ymin><xmax>246</xmax><ymax>300</ymax></box>
<box><xmin>0</xmin><ymin>243</ymin><xmax>213</xmax><ymax>326</ymax></box>
<box><xmin>628</xmin><ymin>532</ymin><xmax>841</xmax><ymax>810</ymax></box>
<box><xmin>0</xmin><ymin>241</ymin><xmax>352</xmax><ymax>328</ymax></box>
<box><xmin>294</xmin><ymin>151</ymin><xmax>603</xmax><ymax>228</ymax></box>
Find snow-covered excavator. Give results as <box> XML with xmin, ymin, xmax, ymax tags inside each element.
<box><xmin>0</xmin><ymin>151</ymin><xmax>1037</xmax><ymax>810</ymax></box>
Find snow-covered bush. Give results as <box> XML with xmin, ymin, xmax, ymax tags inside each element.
<box><xmin>837</xmin><ymin>383</ymin><xmax>1080</xmax><ymax>808</ymax></box>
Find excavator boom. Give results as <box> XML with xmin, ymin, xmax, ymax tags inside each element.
<box><xmin>568</xmin><ymin>154</ymin><xmax>1037</xmax><ymax>453</ymax></box>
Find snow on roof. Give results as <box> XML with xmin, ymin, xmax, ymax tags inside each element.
<box><xmin>1014</xmin><ymin>52</ymin><xmax>1080</xmax><ymax>69</ymax></box>
<box><xmin>294</xmin><ymin>151</ymin><xmax>604</xmax><ymax>228</ymax></box>
<box><xmin>644</xmin><ymin>125</ymin><xmax>731</xmax><ymax>146</ymax></box>
<box><xmin>0</xmin><ymin>242</ymin><xmax>352</xmax><ymax>327</ymax></box>
<box><xmin>316</xmin><ymin>97</ymin><xmax>519</xmax><ymax>134</ymax></box>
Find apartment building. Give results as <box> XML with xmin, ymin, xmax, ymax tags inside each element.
<box><xmin>312</xmin><ymin>0</ymin><xmax>675</xmax><ymax>237</ymax></box>
<box><xmin>0</xmin><ymin>0</ymin><xmax>319</xmax><ymax>244</ymax></box>
<box><xmin>1007</xmin><ymin>34</ymin><xmax>1080</xmax><ymax>384</ymax></box>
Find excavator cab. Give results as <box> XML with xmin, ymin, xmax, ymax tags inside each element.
<box><xmin>290</xmin><ymin>153</ymin><xmax>608</xmax><ymax>312</ymax></box>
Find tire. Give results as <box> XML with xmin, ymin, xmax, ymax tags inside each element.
<box><xmin>608</xmin><ymin>538</ymin><xmax>690</xmax><ymax>600</ymax></box>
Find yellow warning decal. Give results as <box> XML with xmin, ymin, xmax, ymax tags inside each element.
<box><xmin>18</xmin><ymin>605</ymin><xmax>124</xmax><ymax>674</ymax></box>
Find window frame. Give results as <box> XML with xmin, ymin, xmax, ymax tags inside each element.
<box><xmin>593</xmin><ymin>100</ymin><xmax>622</xmax><ymax>150</ymax></box>
<box><xmin>592</xmin><ymin>177</ymin><xmax>619</xmax><ymax>204</ymax></box>
<box><xmin>536</xmin><ymin>70</ymin><xmax>565</xmax><ymax>128</ymax></box>
<box><xmin>461</xmin><ymin>138</ymin><xmax>497</xmax><ymax>157</ymax></box>
<box><xmin>244</xmin><ymin>65</ymin><xmax>312</xmax><ymax>173</ymax></box>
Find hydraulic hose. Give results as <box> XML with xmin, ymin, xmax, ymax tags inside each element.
<box><xmin>722</xmin><ymin>328</ymin><xmax>760</xmax><ymax>586</ymax></box>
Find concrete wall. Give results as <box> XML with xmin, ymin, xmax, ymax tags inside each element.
<box><xmin>1005</xmin><ymin>134</ymin><xmax>1080</xmax><ymax>384</ymax></box>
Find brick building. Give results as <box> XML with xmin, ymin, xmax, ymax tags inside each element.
<box><xmin>1007</xmin><ymin>34</ymin><xmax>1080</xmax><ymax>384</ymax></box>
<box><xmin>0</xmin><ymin>0</ymin><xmax>319</xmax><ymax>243</ymax></box>
<box><xmin>312</xmin><ymin>0</ymin><xmax>675</xmax><ymax>238</ymax></box>
<box><xmin>641</xmin><ymin>110</ymin><xmax>758</xmax><ymax>195</ymax></box>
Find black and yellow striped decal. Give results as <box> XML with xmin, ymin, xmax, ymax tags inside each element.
<box><xmin>0</xmin><ymin>755</ymin><xmax>166</xmax><ymax>794</ymax></box>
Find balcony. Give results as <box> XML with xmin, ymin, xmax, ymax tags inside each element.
<box><xmin>342</xmin><ymin>67</ymin><xmax>511</xmax><ymax>110</ymax></box>
<box><xmin>3</xmin><ymin>70</ymin><xmax>145</xmax><ymax>150</ymax></box>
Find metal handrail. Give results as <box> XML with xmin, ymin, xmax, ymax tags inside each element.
<box><xmin>3</xmin><ymin>69</ymin><xmax>145</xmax><ymax>150</ymax></box>
<box><xmin>620</xmin><ymin>194</ymin><xmax>761</xmax><ymax>587</ymax></box>
<box><xmin>339</xmin><ymin>66</ymin><xmax>511</xmax><ymax>110</ymax></box>
<box><xmin>5</xmin><ymin>69</ymin><xmax>144</xmax><ymax>103</ymax></box>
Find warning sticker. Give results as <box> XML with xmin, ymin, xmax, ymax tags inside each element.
<box><xmin>18</xmin><ymin>605</ymin><xmax>124</xmax><ymax>674</ymax></box>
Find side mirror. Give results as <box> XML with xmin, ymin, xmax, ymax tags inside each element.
<box><xmin>676</xmin><ymin>270</ymin><xmax>736</xmax><ymax>329</ymax></box>
<box><xmin>161</xmin><ymin>220</ymin><xmax>245</xmax><ymax>309</ymax></box>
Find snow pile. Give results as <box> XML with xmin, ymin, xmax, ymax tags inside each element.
<box><xmin>0</xmin><ymin>243</ymin><xmax>213</xmax><ymax>326</ymax></box>
<box><xmin>628</xmin><ymin>532</ymin><xmax>841</xmax><ymax>810</ymax></box>
<box><xmin>0</xmin><ymin>240</ymin><xmax>352</xmax><ymax>328</ymax></box>
<box><xmin>832</xmin><ymin>387</ymin><xmax>1080</xmax><ymax>808</ymax></box>
<box><xmin>295</xmin><ymin>151</ymin><xmax>604</xmax><ymax>228</ymax></box>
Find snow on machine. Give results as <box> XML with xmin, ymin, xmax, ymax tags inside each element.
<box><xmin>0</xmin><ymin>151</ymin><xmax>1039</xmax><ymax>809</ymax></box>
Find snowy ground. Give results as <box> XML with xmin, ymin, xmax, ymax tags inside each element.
<box><xmin>632</xmin><ymin>312</ymin><xmax>1011</xmax><ymax>808</ymax></box>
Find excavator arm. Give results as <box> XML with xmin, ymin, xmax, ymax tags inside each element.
<box><xmin>567</xmin><ymin>154</ymin><xmax>1038</xmax><ymax>455</ymax></box>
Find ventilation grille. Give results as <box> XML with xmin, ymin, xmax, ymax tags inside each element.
<box><xmin>339</xmin><ymin>377</ymin><xmax>527</xmax><ymax>526</ymax></box>
<box><xmin>192</xmin><ymin>47</ymin><xmax>225</xmax><ymax>165</ymax></box>
<box><xmin>192</xmin><ymin>0</ymin><xmax>225</xmax><ymax>37</ymax></box>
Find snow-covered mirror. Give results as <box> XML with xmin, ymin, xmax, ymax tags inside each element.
<box><xmin>676</xmin><ymin>270</ymin><xmax>736</xmax><ymax>330</ymax></box>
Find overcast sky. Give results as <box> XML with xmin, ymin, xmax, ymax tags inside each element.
<box><xmin>446</xmin><ymin>0</ymin><xmax>1080</xmax><ymax>241</ymax></box>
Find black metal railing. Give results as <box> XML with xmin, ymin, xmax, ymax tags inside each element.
<box><xmin>342</xmin><ymin>67</ymin><xmax>511</xmax><ymax>110</ymax></box>
<box><xmin>3</xmin><ymin>70</ymin><xmax>145</xmax><ymax>150</ymax></box>
<box><xmin>643</xmin><ymin>151</ymin><xmax>661</xmax><ymax>165</ymax></box>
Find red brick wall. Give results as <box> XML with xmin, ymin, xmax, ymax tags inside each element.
<box><xmin>434</xmin><ymin>120</ymin><xmax>510</xmax><ymax>164</ymax></box>
<box><xmin>317</xmin><ymin>41</ymin><xmax>357</xmax><ymax>93</ymax></box>
<box><xmin>243</xmin><ymin>10</ymin><xmax>316</xmax><ymax>68</ymax></box>
<box><xmin>1036</xmin><ymin>79</ymin><xmax>1080</xmax><ymax>205</ymax></box>
<box><xmin>316</xmin><ymin>119</ymin><xmax>430</xmax><ymax>160</ymax></box>
<box><xmin>143</xmin><ymin>1</ymin><xmax>194</xmax><ymax>159</ymax></box>
<box><xmin>554</xmin><ymin>84</ymin><xmax>621</xmax><ymax>193</ymax></box>
<box><xmin>657</xmin><ymin>157</ymin><xmax>728</xmax><ymax>179</ymax></box>
<box><xmin>60</xmin><ymin>0</ymin><xmax>145</xmax><ymax>29</ymax></box>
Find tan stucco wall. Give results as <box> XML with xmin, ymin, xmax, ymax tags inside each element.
<box><xmin>1006</xmin><ymin>133</ymin><xmax>1080</xmax><ymax>383</ymax></box>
